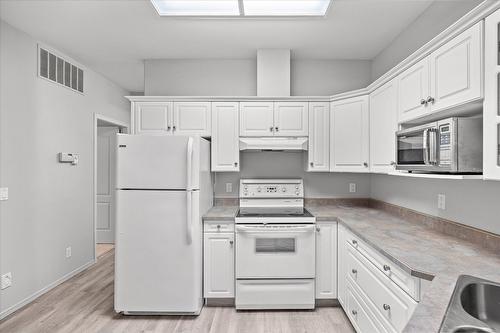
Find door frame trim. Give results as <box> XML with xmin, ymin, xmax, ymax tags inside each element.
<box><xmin>93</xmin><ymin>113</ymin><xmax>129</xmax><ymax>261</ymax></box>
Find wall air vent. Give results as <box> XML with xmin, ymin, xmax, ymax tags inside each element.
<box><xmin>38</xmin><ymin>45</ymin><xmax>84</xmax><ymax>93</ymax></box>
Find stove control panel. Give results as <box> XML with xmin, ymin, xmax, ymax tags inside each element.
<box><xmin>239</xmin><ymin>179</ymin><xmax>303</xmax><ymax>198</ymax></box>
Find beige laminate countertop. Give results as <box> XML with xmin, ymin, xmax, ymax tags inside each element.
<box><xmin>203</xmin><ymin>204</ymin><xmax>500</xmax><ymax>333</ymax></box>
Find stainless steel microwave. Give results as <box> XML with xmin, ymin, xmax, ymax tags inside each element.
<box><xmin>395</xmin><ymin>117</ymin><xmax>483</xmax><ymax>173</ymax></box>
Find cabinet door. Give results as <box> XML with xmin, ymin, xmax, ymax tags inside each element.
<box><xmin>484</xmin><ymin>8</ymin><xmax>500</xmax><ymax>180</ymax></box>
<box><xmin>307</xmin><ymin>102</ymin><xmax>330</xmax><ymax>172</ymax></box>
<box><xmin>134</xmin><ymin>102</ymin><xmax>173</xmax><ymax>135</ymax></box>
<box><xmin>203</xmin><ymin>233</ymin><xmax>234</xmax><ymax>298</ymax></box>
<box><xmin>330</xmin><ymin>96</ymin><xmax>370</xmax><ymax>172</ymax></box>
<box><xmin>429</xmin><ymin>22</ymin><xmax>482</xmax><ymax>113</ymax></box>
<box><xmin>173</xmin><ymin>102</ymin><xmax>211</xmax><ymax>137</ymax></box>
<box><xmin>274</xmin><ymin>102</ymin><xmax>309</xmax><ymax>136</ymax></box>
<box><xmin>239</xmin><ymin>102</ymin><xmax>274</xmax><ymax>136</ymax></box>
<box><xmin>370</xmin><ymin>79</ymin><xmax>398</xmax><ymax>173</ymax></box>
<box><xmin>397</xmin><ymin>58</ymin><xmax>430</xmax><ymax>123</ymax></box>
<box><xmin>337</xmin><ymin>224</ymin><xmax>348</xmax><ymax>306</ymax></box>
<box><xmin>211</xmin><ymin>102</ymin><xmax>240</xmax><ymax>172</ymax></box>
<box><xmin>315</xmin><ymin>222</ymin><xmax>337</xmax><ymax>299</ymax></box>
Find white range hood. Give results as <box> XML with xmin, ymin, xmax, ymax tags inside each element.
<box><xmin>239</xmin><ymin>137</ymin><xmax>308</xmax><ymax>151</ymax></box>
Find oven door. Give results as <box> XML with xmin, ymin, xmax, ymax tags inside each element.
<box><xmin>235</xmin><ymin>224</ymin><xmax>315</xmax><ymax>279</ymax></box>
<box><xmin>396</xmin><ymin>122</ymin><xmax>439</xmax><ymax>171</ymax></box>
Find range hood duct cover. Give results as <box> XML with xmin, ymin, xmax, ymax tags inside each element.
<box><xmin>239</xmin><ymin>137</ymin><xmax>308</xmax><ymax>151</ymax></box>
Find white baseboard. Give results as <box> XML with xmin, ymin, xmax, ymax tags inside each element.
<box><xmin>0</xmin><ymin>260</ymin><xmax>96</xmax><ymax>321</ymax></box>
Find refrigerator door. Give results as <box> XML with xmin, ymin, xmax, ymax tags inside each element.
<box><xmin>115</xmin><ymin>189</ymin><xmax>202</xmax><ymax>314</ymax></box>
<box><xmin>116</xmin><ymin>134</ymin><xmax>200</xmax><ymax>190</ymax></box>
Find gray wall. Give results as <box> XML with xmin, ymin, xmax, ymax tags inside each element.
<box><xmin>371</xmin><ymin>0</ymin><xmax>483</xmax><ymax>81</ymax></box>
<box><xmin>0</xmin><ymin>20</ymin><xmax>130</xmax><ymax>316</ymax></box>
<box><xmin>144</xmin><ymin>58</ymin><xmax>371</xmax><ymax>96</ymax></box>
<box><xmin>371</xmin><ymin>175</ymin><xmax>500</xmax><ymax>235</ymax></box>
<box><xmin>215</xmin><ymin>152</ymin><xmax>371</xmax><ymax>198</ymax></box>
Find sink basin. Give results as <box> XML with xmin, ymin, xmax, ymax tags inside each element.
<box><xmin>440</xmin><ymin>275</ymin><xmax>500</xmax><ymax>333</ymax></box>
<box><xmin>461</xmin><ymin>282</ymin><xmax>500</xmax><ymax>331</ymax></box>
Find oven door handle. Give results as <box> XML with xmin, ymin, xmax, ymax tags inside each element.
<box><xmin>235</xmin><ymin>225</ymin><xmax>315</xmax><ymax>233</ymax></box>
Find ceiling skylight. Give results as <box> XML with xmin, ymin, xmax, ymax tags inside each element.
<box><xmin>150</xmin><ymin>0</ymin><xmax>332</xmax><ymax>17</ymax></box>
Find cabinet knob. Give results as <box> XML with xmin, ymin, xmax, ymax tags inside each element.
<box><xmin>351</xmin><ymin>269</ymin><xmax>357</xmax><ymax>274</ymax></box>
<box><xmin>420</xmin><ymin>99</ymin><xmax>427</xmax><ymax>106</ymax></box>
<box><xmin>352</xmin><ymin>239</ymin><xmax>358</xmax><ymax>245</ymax></box>
<box><xmin>275</xmin><ymin>127</ymin><xmax>279</xmax><ymax>132</ymax></box>
<box><xmin>217</xmin><ymin>224</ymin><xmax>221</xmax><ymax>229</ymax></box>
<box><xmin>390</xmin><ymin>161</ymin><xmax>396</xmax><ymax>166</ymax></box>
<box><xmin>363</xmin><ymin>162</ymin><xmax>368</xmax><ymax>167</ymax></box>
<box><xmin>383</xmin><ymin>264</ymin><xmax>391</xmax><ymax>271</ymax></box>
<box><xmin>383</xmin><ymin>304</ymin><xmax>391</xmax><ymax>311</ymax></box>
<box><xmin>310</xmin><ymin>162</ymin><xmax>314</xmax><ymax>167</ymax></box>
<box><xmin>167</xmin><ymin>126</ymin><xmax>171</xmax><ymax>131</ymax></box>
<box><xmin>351</xmin><ymin>310</ymin><xmax>357</xmax><ymax>316</ymax></box>
<box><xmin>234</xmin><ymin>162</ymin><xmax>238</xmax><ymax>167</ymax></box>
<box><xmin>316</xmin><ymin>226</ymin><xmax>321</xmax><ymax>232</ymax></box>
<box><xmin>426</xmin><ymin>96</ymin><xmax>435</xmax><ymax>104</ymax></box>
<box><xmin>270</xmin><ymin>126</ymin><xmax>274</xmax><ymax>132</ymax></box>
<box><xmin>172</xmin><ymin>125</ymin><xmax>176</xmax><ymax>131</ymax></box>
<box><xmin>229</xmin><ymin>240</ymin><xmax>234</xmax><ymax>246</ymax></box>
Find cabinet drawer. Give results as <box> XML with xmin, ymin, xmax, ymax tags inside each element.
<box><xmin>345</xmin><ymin>230</ymin><xmax>421</xmax><ymax>301</ymax></box>
<box><xmin>236</xmin><ymin>279</ymin><xmax>314</xmax><ymax>310</ymax></box>
<box><xmin>346</xmin><ymin>246</ymin><xmax>417</xmax><ymax>332</ymax></box>
<box><xmin>346</xmin><ymin>281</ymin><xmax>385</xmax><ymax>333</ymax></box>
<box><xmin>204</xmin><ymin>222</ymin><xmax>234</xmax><ymax>233</ymax></box>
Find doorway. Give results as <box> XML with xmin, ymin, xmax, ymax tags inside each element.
<box><xmin>94</xmin><ymin>114</ymin><xmax>128</xmax><ymax>260</ymax></box>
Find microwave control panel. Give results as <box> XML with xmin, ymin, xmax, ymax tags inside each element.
<box><xmin>439</xmin><ymin>124</ymin><xmax>452</xmax><ymax>165</ymax></box>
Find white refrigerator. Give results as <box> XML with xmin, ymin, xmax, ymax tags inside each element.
<box><xmin>114</xmin><ymin>134</ymin><xmax>212</xmax><ymax>315</ymax></box>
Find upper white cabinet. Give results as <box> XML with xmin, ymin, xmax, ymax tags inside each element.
<box><xmin>211</xmin><ymin>102</ymin><xmax>240</xmax><ymax>172</ymax></box>
<box><xmin>484</xmin><ymin>9</ymin><xmax>500</xmax><ymax>180</ymax></box>
<box><xmin>429</xmin><ymin>22</ymin><xmax>482</xmax><ymax>112</ymax></box>
<box><xmin>315</xmin><ymin>221</ymin><xmax>337</xmax><ymax>299</ymax></box>
<box><xmin>397</xmin><ymin>58</ymin><xmax>430</xmax><ymax>123</ymax></box>
<box><xmin>397</xmin><ymin>22</ymin><xmax>483</xmax><ymax>123</ymax></box>
<box><xmin>274</xmin><ymin>102</ymin><xmax>309</xmax><ymax>136</ymax></box>
<box><xmin>239</xmin><ymin>102</ymin><xmax>275</xmax><ymax>136</ymax></box>
<box><xmin>330</xmin><ymin>96</ymin><xmax>370</xmax><ymax>172</ymax></box>
<box><xmin>307</xmin><ymin>102</ymin><xmax>330</xmax><ymax>172</ymax></box>
<box><xmin>240</xmin><ymin>102</ymin><xmax>308</xmax><ymax>137</ymax></box>
<box><xmin>134</xmin><ymin>102</ymin><xmax>173</xmax><ymax>135</ymax></box>
<box><xmin>370</xmin><ymin>79</ymin><xmax>398</xmax><ymax>173</ymax></box>
<box><xmin>173</xmin><ymin>102</ymin><xmax>211</xmax><ymax>136</ymax></box>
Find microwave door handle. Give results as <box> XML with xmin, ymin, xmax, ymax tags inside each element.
<box><xmin>423</xmin><ymin>129</ymin><xmax>430</xmax><ymax>165</ymax></box>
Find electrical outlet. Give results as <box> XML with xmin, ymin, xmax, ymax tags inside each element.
<box><xmin>438</xmin><ymin>194</ymin><xmax>446</xmax><ymax>210</ymax></box>
<box><xmin>0</xmin><ymin>187</ymin><xmax>8</xmax><ymax>201</ymax></box>
<box><xmin>225</xmin><ymin>183</ymin><xmax>232</xmax><ymax>193</ymax></box>
<box><xmin>1</xmin><ymin>272</ymin><xmax>12</xmax><ymax>290</ymax></box>
<box><xmin>65</xmin><ymin>247</ymin><xmax>72</xmax><ymax>258</ymax></box>
<box><xmin>349</xmin><ymin>183</ymin><xmax>356</xmax><ymax>193</ymax></box>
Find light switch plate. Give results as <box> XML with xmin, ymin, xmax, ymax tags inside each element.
<box><xmin>66</xmin><ymin>247</ymin><xmax>72</xmax><ymax>258</ymax></box>
<box><xmin>349</xmin><ymin>183</ymin><xmax>356</xmax><ymax>193</ymax></box>
<box><xmin>438</xmin><ymin>194</ymin><xmax>446</xmax><ymax>210</ymax></box>
<box><xmin>1</xmin><ymin>272</ymin><xmax>12</xmax><ymax>290</ymax></box>
<box><xmin>226</xmin><ymin>183</ymin><xmax>232</xmax><ymax>193</ymax></box>
<box><xmin>0</xmin><ymin>187</ymin><xmax>8</xmax><ymax>201</ymax></box>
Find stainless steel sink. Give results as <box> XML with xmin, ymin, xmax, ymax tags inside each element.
<box><xmin>440</xmin><ymin>275</ymin><xmax>500</xmax><ymax>333</ymax></box>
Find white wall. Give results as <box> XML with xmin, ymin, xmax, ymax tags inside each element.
<box><xmin>0</xmin><ymin>20</ymin><xmax>130</xmax><ymax>316</ymax></box>
<box><xmin>215</xmin><ymin>152</ymin><xmax>371</xmax><ymax>198</ymax></box>
<box><xmin>371</xmin><ymin>0</ymin><xmax>483</xmax><ymax>81</ymax></box>
<box><xmin>144</xmin><ymin>58</ymin><xmax>372</xmax><ymax>96</ymax></box>
<box><xmin>371</xmin><ymin>175</ymin><xmax>500</xmax><ymax>235</ymax></box>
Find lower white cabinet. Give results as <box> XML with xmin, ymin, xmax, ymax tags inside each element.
<box><xmin>315</xmin><ymin>221</ymin><xmax>337</xmax><ymax>299</ymax></box>
<box><xmin>203</xmin><ymin>229</ymin><xmax>235</xmax><ymax>298</ymax></box>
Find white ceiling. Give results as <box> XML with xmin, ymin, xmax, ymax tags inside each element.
<box><xmin>0</xmin><ymin>0</ymin><xmax>434</xmax><ymax>92</ymax></box>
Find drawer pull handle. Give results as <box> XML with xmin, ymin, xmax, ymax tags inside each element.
<box><xmin>351</xmin><ymin>310</ymin><xmax>357</xmax><ymax>316</ymax></box>
<box><xmin>352</xmin><ymin>240</ymin><xmax>358</xmax><ymax>245</ymax></box>
<box><xmin>217</xmin><ymin>225</ymin><xmax>221</xmax><ymax>229</ymax></box>
<box><xmin>316</xmin><ymin>226</ymin><xmax>321</xmax><ymax>232</ymax></box>
<box><xmin>351</xmin><ymin>269</ymin><xmax>357</xmax><ymax>274</ymax></box>
<box><xmin>383</xmin><ymin>304</ymin><xmax>391</xmax><ymax>311</ymax></box>
<box><xmin>229</xmin><ymin>240</ymin><xmax>234</xmax><ymax>246</ymax></box>
<box><xmin>383</xmin><ymin>264</ymin><xmax>391</xmax><ymax>271</ymax></box>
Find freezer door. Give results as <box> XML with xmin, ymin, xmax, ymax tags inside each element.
<box><xmin>116</xmin><ymin>134</ymin><xmax>200</xmax><ymax>190</ymax></box>
<box><xmin>114</xmin><ymin>190</ymin><xmax>202</xmax><ymax>314</ymax></box>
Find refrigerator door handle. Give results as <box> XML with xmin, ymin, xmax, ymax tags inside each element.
<box><xmin>186</xmin><ymin>137</ymin><xmax>194</xmax><ymax>244</ymax></box>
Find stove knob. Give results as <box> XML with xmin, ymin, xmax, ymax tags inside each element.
<box><xmin>295</xmin><ymin>191</ymin><xmax>300</xmax><ymax>195</ymax></box>
<box><xmin>295</xmin><ymin>185</ymin><xmax>299</xmax><ymax>189</ymax></box>
<box><xmin>282</xmin><ymin>187</ymin><xmax>287</xmax><ymax>192</ymax></box>
<box><xmin>257</xmin><ymin>187</ymin><xmax>262</xmax><ymax>192</ymax></box>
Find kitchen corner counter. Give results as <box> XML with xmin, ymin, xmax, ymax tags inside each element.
<box><xmin>306</xmin><ymin>204</ymin><xmax>500</xmax><ymax>333</ymax></box>
<box><xmin>203</xmin><ymin>206</ymin><xmax>238</xmax><ymax>221</ymax></box>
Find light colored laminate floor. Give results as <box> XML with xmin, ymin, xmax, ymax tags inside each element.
<box><xmin>0</xmin><ymin>249</ymin><xmax>355</xmax><ymax>333</ymax></box>
<box><xmin>96</xmin><ymin>243</ymin><xmax>114</xmax><ymax>258</ymax></box>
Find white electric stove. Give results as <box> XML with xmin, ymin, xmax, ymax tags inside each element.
<box><xmin>234</xmin><ymin>179</ymin><xmax>316</xmax><ymax>310</ymax></box>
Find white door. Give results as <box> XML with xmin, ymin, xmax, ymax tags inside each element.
<box><xmin>330</xmin><ymin>96</ymin><xmax>370</xmax><ymax>172</ymax></box>
<box><xmin>370</xmin><ymin>79</ymin><xmax>398</xmax><ymax>173</ymax></box>
<box><xmin>315</xmin><ymin>222</ymin><xmax>337</xmax><ymax>299</ymax></box>
<box><xmin>211</xmin><ymin>102</ymin><xmax>239</xmax><ymax>172</ymax></box>
<box><xmin>397</xmin><ymin>58</ymin><xmax>430</xmax><ymax>123</ymax></box>
<box><xmin>203</xmin><ymin>233</ymin><xmax>235</xmax><ymax>298</ymax></box>
<box><xmin>173</xmin><ymin>102</ymin><xmax>211</xmax><ymax>137</ymax></box>
<box><xmin>96</xmin><ymin>127</ymin><xmax>118</xmax><ymax>243</ymax></box>
<box><xmin>274</xmin><ymin>102</ymin><xmax>309</xmax><ymax>136</ymax></box>
<box><xmin>115</xmin><ymin>190</ymin><xmax>202</xmax><ymax>313</ymax></box>
<box><xmin>429</xmin><ymin>22</ymin><xmax>482</xmax><ymax>113</ymax></box>
<box><xmin>307</xmin><ymin>102</ymin><xmax>330</xmax><ymax>171</ymax></box>
<box><xmin>484</xmin><ymin>8</ymin><xmax>500</xmax><ymax>180</ymax></box>
<box><xmin>239</xmin><ymin>102</ymin><xmax>274</xmax><ymax>136</ymax></box>
<box><xmin>134</xmin><ymin>102</ymin><xmax>173</xmax><ymax>135</ymax></box>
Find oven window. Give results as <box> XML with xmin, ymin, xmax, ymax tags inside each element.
<box><xmin>255</xmin><ymin>238</ymin><xmax>295</xmax><ymax>253</ymax></box>
<box><xmin>397</xmin><ymin>133</ymin><xmax>425</xmax><ymax>165</ymax></box>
